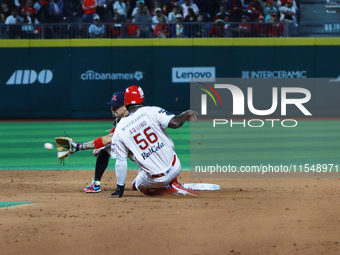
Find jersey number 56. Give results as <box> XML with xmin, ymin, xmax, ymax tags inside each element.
<box><xmin>133</xmin><ymin>127</ymin><xmax>158</xmax><ymax>150</ymax></box>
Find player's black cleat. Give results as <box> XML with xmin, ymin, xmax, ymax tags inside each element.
<box><xmin>110</xmin><ymin>184</ymin><xmax>125</xmax><ymax>198</ymax></box>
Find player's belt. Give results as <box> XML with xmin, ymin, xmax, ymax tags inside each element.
<box><xmin>150</xmin><ymin>155</ymin><xmax>176</xmax><ymax>178</ymax></box>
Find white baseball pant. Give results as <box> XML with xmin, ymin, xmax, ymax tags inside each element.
<box><xmin>134</xmin><ymin>154</ymin><xmax>181</xmax><ymax>190</ymax></box>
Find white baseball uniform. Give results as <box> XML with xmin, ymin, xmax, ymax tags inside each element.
<box><xmin>111</xmin><ymin>106</ymin><xmax>181</xmax><ymax>190</ymax></box>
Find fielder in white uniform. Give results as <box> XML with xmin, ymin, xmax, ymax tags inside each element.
<box><xmin>111</xmin><ymin>85</ymin><xmax>199</xmax><ymax>197</ymax></box>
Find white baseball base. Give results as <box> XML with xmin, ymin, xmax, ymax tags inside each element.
<box><xmin>182</xmin><ymin>183</ymin><xmax>220</xmax><ymax>191</ymax></box>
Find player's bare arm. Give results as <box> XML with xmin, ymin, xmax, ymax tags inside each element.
<box><xmin>168</xmin><ymin>110</ymin><xmax>198</xmax><ymax>129</ymax></box>
<box><xmin>79</xmin><ymin>134</ymin><xmax>113</xmax><ymax>150</ymax></box>
<box><xmin>70</xmin><ymin>104</ymin><xmax>129</xmax><ymax>153</ymax></box>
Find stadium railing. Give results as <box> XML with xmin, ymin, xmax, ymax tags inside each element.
<box><xmin>0</xmin><ymin>21</ymin><xmax>339</xmax><ymax>39</ymax></box>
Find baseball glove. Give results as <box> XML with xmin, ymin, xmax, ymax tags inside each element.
<box><xmin>55</xmin><ymin>136</ymin><xmax>79</xmax><ymax>163</ymax></box>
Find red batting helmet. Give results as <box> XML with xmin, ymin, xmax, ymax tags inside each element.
<box><xmin>124</xmin><ymin>85</ymin><xmax>145</xmax><ymax>106</ymax></box>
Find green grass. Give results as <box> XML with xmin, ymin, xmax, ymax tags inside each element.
<box><xmin>190</xmin><ymin>120</ymin><xmax>340</xmax><ymax>168</ymax></box>
<box><xmin>0</xmin><ymin>120</ymin><xmax>338</xmax><ymax>171</ymax></box>
<box><xmin>0</xmin><ymin>121</ymin><xmax>190</xmax><ymax>170</ymax></box>
<box><xmin>0</xmin><ymin>201</ymin><xmax>33</xmax><ymax>208</ymax></box>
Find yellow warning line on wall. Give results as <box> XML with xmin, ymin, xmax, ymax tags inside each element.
<box><xmin>1</xmin><ymin>38</ymin><xmax>340</xmax><ymax>48</ymax></box>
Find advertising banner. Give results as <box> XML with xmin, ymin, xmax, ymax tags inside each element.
<box><xmin>1</xmin><ymin>45</ymin><xmax>340</xmax><ymax>118</ymax></box>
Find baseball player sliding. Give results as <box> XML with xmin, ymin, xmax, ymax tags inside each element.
<box><xmin>65</xmin><ymin>86</ymin><xmax>198</xmax><ymax>197</ymax></box>
<box><xmin>110</xmin><ymin>85</ymin><xmax>199</xmax><ymax>197</ymax></box>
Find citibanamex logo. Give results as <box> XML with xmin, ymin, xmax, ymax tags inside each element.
<box><xmin>81</xmin><ymin>70</ymin><xmax>144</xmax><ymax>81</ymax></box>
<box><xmin>6</xmin><ymin>70</ymin><xmax>53</xmax><ymax>85</ymax></box>
<box><xmin>199</xmin><ymin>83</ymin><xmax>312</xmax><ymax>128</ymax></box>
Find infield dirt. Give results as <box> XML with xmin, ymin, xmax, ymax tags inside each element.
<box><xmin>1</xmin><ymin>170</ymin><xmax>340</xmax><ymax>255</ymax></box>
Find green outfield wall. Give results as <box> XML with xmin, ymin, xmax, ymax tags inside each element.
<box><xmin>1</xmin><ymin>38</ymin><xmax>340</xmax><ymax>119</ymax></box>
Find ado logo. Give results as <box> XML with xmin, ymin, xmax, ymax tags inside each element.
<box><xmin>6</xmin><ymin>69</ymin><xmax>53</xmax><ymax>85</ymax></box>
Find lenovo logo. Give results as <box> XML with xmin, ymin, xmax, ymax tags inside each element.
<box><xmin>6</xmin><ymin>70</ymin><xmax>53</xmax><ymax>85</ymax></box>
<box><xmin>172</xmin><ymin>67</ymin><xmax>216</xmax><ymax>83</ymax></box>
